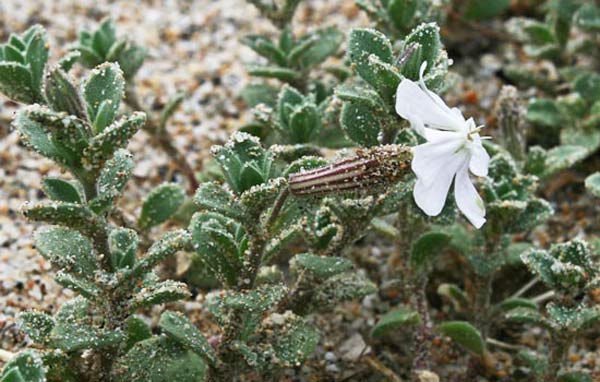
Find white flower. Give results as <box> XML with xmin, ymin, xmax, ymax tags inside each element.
<box><xmin>395</xmin><ymin>63</ymin><xmax>490</xmax><ymax>228</ymax></box>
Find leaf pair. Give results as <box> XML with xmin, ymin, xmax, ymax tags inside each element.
<box><xmin>76</xmin><ymin>18</ymin><xmax>146</xmax><ymax>79</ymax></box>
<box><xmin>0</xmin><ymin>25</ymin><xmax>48</xmax><ymax>104</ymax></box>
<box><xmin>243</xmin><ymin>27</ymin><xmax>343</xmax><ymax>81</ymax></box>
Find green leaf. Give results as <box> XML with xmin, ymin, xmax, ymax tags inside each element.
<box><xmin>4</xmin><ymin>44</ymin><xmax>25</xmax><ymax>63</ymax></box>
<box><xmin>125</xmin><ymin>316</ymin><xmax>152</xmax><ymax>351</ymax></box>
<box><xmin>560</xmin><ymin>125</ymin><xmax>600</xmax><ymax>152</ymax></box>
<box><xmin>277</xmin><ymin>85</ymin><xmax>304</xmax><ymax>128</ymax></box>
<box><xmin>8</xmin><ymin>33</ymin><xmax>26</xmax><ymax>50</ymax></box>
<box><xmin>0</xmin><ymin>351</ymin><xmax>45</xmax><ymax>382</ymax></box>
<box><xmin>210</xmin><ymin>285</ymin><xmax>287</xmax><ymax>341</ymax></box>
<box><xmin>573</xmin><ymin>72</ymin><xmax>600</xmax><ymax>103</ymax></box>
<box><xmin>292</xmin><ymin>27</ymin><xmax>343</xmax><ymax>69</ymax></box>
<box><xmin>347</xmin><ymin>28</ymin><xmax>399</xmax><ymax>101</ymax></box>
<box><xmin>24</xmin><ymin>106</ymin><xmax>89</xmax><ymax>157</ymax></box>
<box><xmin>240</xmin><ymin>83</ymin><xmax>278</xmax><ymax>108</ymax></box>
<box><xmin>159</xmin><ymin>92</ymin><xmax>185</xmax><ymax>131</ymax></box>
<box><xmin>546</xmin><ymin>303</ymin><xmax>598</xmax><ymax>331</ymax></box>
<box><xmin>50</xmin><ymin>322</ymin><xmax>123</xmax><ymax>352</ymax></box>
<box><xmin>575</xmin><ymin>2</ymin><xmax>600</xmax><ymax>31</ymax></box>
<box><xmin>138</xmin><ymin>183</ymin><xmax>186</xmax><ymax>229</ymax></box>
<box><xmin>276</xmin><ymin>25</ymin><xmax>293</xmax><ymax>51</ymax></box>
<box><xmin>496</xmin><ymin>298</ymin><xmax>538</xmax><ymax>312</ymax></box>
<box><xmin>527</xmin><ymin>98</ymin><xmax>564</xmax><ymax>128</ymax></box>
<box><xmin>290</xmin><ymin>253</ymin><xmax>353</xmax><ymax>279</ymax></box>
<box><xmin>189</xmin><ymin>212</ymin><xmax>245</xmax><ymax>286</ymax></box>
<box><xmin>522</xmin><ymin>21</ymin><xmax>556</xmax><ymax>44</ymax></box>
<box><xmin>410</xmin><ymin>231</ymin><xmax>451</xmax><ymax>271</ymax></box>
<box><xmin>340</xmin><ymin>101</ymin><xmax>383</xmax><ymax>147</ymax></box>
<box><xmin>246</xmin><ymin>64</ymin><xmax>300</xmax><ymax>81</ymax></box>
<box><xmin>212</xmin><ymin>132</ymin><xmax>274</xmax><ymax>195</ymax></box>
<box><xmin>543</xmin><ymin>145</ymin><xmax>588</xmax><ymax>177</ymax></box>
<box><xmin>287</xmin><ymin>102</ymin><xmax>320</xmax><ymax>143</ymax></box>
<box><xmin>505</xmin><ymin>307</ymin><xmax>551</xmax><ymax>329</ymax></box>
<box><xmin>438</xmin><ymin>321</ymin><xmax>485</xmax><ymax>356</ymax></box>
<box><xmin>114</xmin><ymin>337</ymin><xmax>207</xmax><ymax>382</ymax></box>
<box><xmin>464</xmin><ymin>0</ymin><xmax>510</xmax><ymax>20</ymax></box>
<box><xmin>1</xmin><ymin>367</ymin><xmax>25</xmax><ymax>382</ymax></box>
<box><xmin>585</xmin><ymin>172</ymin><xmax>600</xmax><ymax>197</ymax></box>
<box><xmin>34</xmin><ymin>227</ymin><xmax>97</xmax><ymax>276</ymax></box>
<box><xmin>54</xmin><ymin>271</ymin><xmax>101</xmax><ymax>300</ymax></box>
<box><xmin>347</xmin><ymin>28</ymin><xmax>394</xmax><ymax>90</ymax></box>
<box><xmin>371</xmin><ymin>306</ymin><xmax>420</xmax><ymax>338</ymax></box>
<box><xmin>90</xmin><ymin>149</ymin><xmax>134</xmax><ymax>213</ymax></box>
<box><xmin>76</xmin><ymin>46</ymin><xmax>103</xmax><ymax>68</ymax></box>
<box><xmin>558</xmin><ymin>373</ymin><xmax>594</xmax><ymax>382</ymax></box>
<box><xmin>17</xmin><ymin>312</ymin><xmax>55</xmax><ymax>344</ymax></box>
<box><xmin>109</xmin><ymin>227</ymin><xmax>139</xmax><ymax>269</ymax></box>
<box><xmin>335</xmin><ymin>85</ymin><xmax>384</xmax><ymax>109</ymax></box>
<box><xmin>193</xmin><ymin>182</ymin><xmax>244</xmax><ymax>221</ymax></box>
<box><xmin>44</xmin><ymin>67</ymin><xmax>89</xmax><ymax>121</ymax></box>
<box><xmin>91</xmin><ymin>18</ymin><xmax>116</xmax><ymax>57</ymax></box>
<box><xmin>126</xmin><ymin>230</ymin><xmax>191</xmax><ymax>282</ymax></box>
<box><xmin>312</xmin><ymin>272</ymin><xmax>377</xmax><ymax>309</ymax></box>
<box><xmin>387</xmin><ymin>0</ymin><xmax>417</xmax><ymax>32</ymax></box>
<box><xmin>41</xmin><ymin>178</ymin><xmax>82</xmax><ymax>203</ymax></box>
<box><xmin>24</xmin><ymin>202</ymin><xmax>102</xmax><ymax>239</ymax></box>
<box><xmin>106</xmin><ymin>39</ymin><xmax>127</xmax><ymax>62</ymax></box>
<box><xmin>24</xmin><ymin>29</ymin><xmax>48</xmax><ymax>96</ymax></box>
<box><xmin>0</xmin><ymin>62</ymin><xmax>36</xmax><ymax>103</ymax></box>
<box><xmin>241</xmin><ymin>35</ymin><xmax>287</xmax><ymax>66</ymax></box>
<box><xmin>159</xmin><ymin>311</ymin><xmax>217</xmax><ymax>366</ymax></box>
<box><xmin>58</xmin><ymin>51</ymin><xmax>81</xmax><ymax>72</ymax></box>
<box><xmin>82</xmin><ymin>62</ymin><xmax>125</xmax><ymax>133</ymax></box>
<box><xmin>270</xmin><ymin>314</ymin><xmax>320</xmax><ymax>366</ymax></box>
<box><xmin>118</xmin><ymin>44</ymin><xmax>147</xmax><ymax>79</ymax></box>
<box><xmin>131</xmin><ymin>280</ymin><xmax>190</xmax><ymax>309</ymax></box>
<box><xmin>55</xmin><ymin>296</ymin><xmax>89</xmax><ymax>322</ymax></box>
<box><xmin>84</xmin><ymin>112</ymin><xmax>146</xmax><ymax>170</ymax></box>
<box><xmin>402</xmin><ymin>22</ymin><xmax>441</xmax><ymax>78</ymax></box>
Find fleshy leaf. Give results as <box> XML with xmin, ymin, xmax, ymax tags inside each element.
<box><xmin>138</xmin><ymin>183</ymin><xmax>186</xmax><ymax>229</ymax></box>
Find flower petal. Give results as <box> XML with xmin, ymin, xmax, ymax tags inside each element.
<box><xmin>468</xmin><ymin>137</ymin><xmax>490</xmax><ymax>177</ymax></box>
<box><xmin>422</xmin><ymin>127</ymin><xmax>465</xmax><ymax>144</ymax></box>
<box><xmin>412</xmin><ymin>136</ymin><xmax>466</xmax><ymax>188</ymax></box>
<box><xmin>395</xmin><ymin>79</ymin><xmax>465</xmax><ymax>136</ymax></box>
<box><xmin>413</xmin><ymin>151</ymin><xmax>468</xmax><ymax>216</ymax></box>
<box><xmin>454</xmin><ymin>163</ymin><xmax>486</xmax><ymax>228</ymax></box>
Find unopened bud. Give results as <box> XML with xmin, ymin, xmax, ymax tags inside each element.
<box><xmin>288</xmin><ymin>145</ymin><xmax>412</xmax><ymax>197</ymax></box>
<box><xmin>495</xmin><ymin>85</ymin><xmax>526</xmax><ymax>161</ymax></box>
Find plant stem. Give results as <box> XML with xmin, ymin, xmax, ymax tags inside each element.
<box><xmin>391</xmin><ymin>203</ymin><xmax>430</xmax><ymax>380</ymax></box>
<box><xmin>543</xmin><ymin>332</ymin><xmax>572</xmax><ymax>382</ymax></box>
<box><xmin>473</xmin><ymin>274</ymin><xmax>493</xmax><ymax>341</ymax></box>
<box><xmin>124</xmin><ymin>85</ymin><xmax>199</xmax><ymax>194</ymax></box>
<box><xmin>409</xmin><ymin>276</ymin><xmax>434</xmax><ymax>379</ymax></box>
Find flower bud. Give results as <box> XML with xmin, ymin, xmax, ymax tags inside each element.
<box><xmin>495</xmin><ymin>85</ymin><xmax>526</xmax><ymax>161</ymax></box>
<box><xmin>288</xmin><ymin>144</ymin><xmax>412</xmax><ymax>197</ymax></box>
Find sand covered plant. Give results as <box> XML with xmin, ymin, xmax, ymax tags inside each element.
<box><xmin>0</xmin><ymin>0</ymin><xmax>599</xmax><ymax>381</ymax></box>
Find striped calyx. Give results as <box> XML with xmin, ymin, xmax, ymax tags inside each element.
<box><xmin>288</xmin><ymin>145</ymin><xmax>412</xmax><ymax>197</ymax></box>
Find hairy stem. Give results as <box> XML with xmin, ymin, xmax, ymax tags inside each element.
<box><xmin>543</xmin><ymin>332</ymin><xmax>572</xmax><ymax>382</ymax></box>
<box><xmin>391</xmin><ymin>203</ymin><xmax>430</xmax><ymax>379</ymax></box>
<box><xmin>409</xmin><ymin>276</ymin><xmax>434</xmax><ymax>379</ymax></box>
<box><xmin>472</xmin><ymin>274</ymin><xmax>493</xmax><ymax>341</ymax></box>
